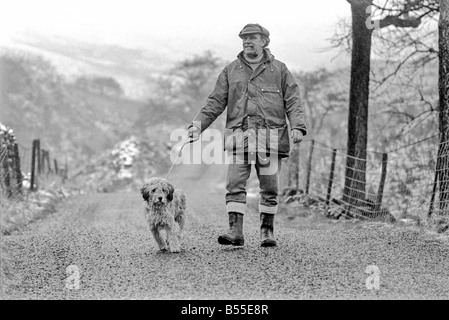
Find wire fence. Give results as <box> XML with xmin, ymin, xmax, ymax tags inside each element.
<box><xmin>284</xmin><ymin>133</ymin><xmax>447</xmax><ymax>221</ymax></box>
<box><xmin>1</xmin><ymin>123</ymin><xmax>68</xmax><ymax>199</ymax></box>
<box><xmin>3</xmin><ymin>120</ymin><xmax>447</xmax><ymax>222</ymax></box>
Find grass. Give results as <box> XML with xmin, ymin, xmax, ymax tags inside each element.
<box><xmin>273</xmin><ymin>189</ymin><xmax>449</xmax><ymax>245</ymax></box>
<box><xmin>1</xmin><ymin>174</ymin><xmax>17</xmax><ymax>296</ymax></box>
<box><xmin>0</xmin><ymin>168</ymin><xmax>80</xmax><ymax>295</ymax></box>
<box><xmin>422</xmin><ymin>214</ymin><xmax>449</xmax><ymax>234</ymax></box>
<box><xmin>1</xmin><ymin>174</ymin><xmax>76</xmax><ymax>234</ymax></box>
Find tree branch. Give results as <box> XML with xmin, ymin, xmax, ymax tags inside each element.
<box><xmin>378</xmin><ymin>15</ymin><xmax>422</xmax><ymax>28</ymax></box>
<box><xmin>372</xmin><ymin>49</ymin><xmax>421</xmax><ymax>89</ymax></box>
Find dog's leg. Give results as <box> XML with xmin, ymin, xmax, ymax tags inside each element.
<box><xmin>151</xmin><ymin>227</ymin><xmax>168</xmax><ymax>251</ymax></box>
<box><xmin>166</xmin><ymin>224</ymin><xmax>181</xmax><ymax>253</ymax></box>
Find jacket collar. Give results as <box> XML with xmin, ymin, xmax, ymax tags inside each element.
<box><xmin>237</xmin><ymin>48</ymin><xmax>274</xmax><ymax>67</ymax></box>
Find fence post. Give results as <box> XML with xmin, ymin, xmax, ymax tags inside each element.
<box><xmin>41</xmin><ymin>150</ymin><xmax>46</xmax><ymax>174</ymax></box>
<box><xmin>63</xmin><ymin>161</ymin><xmax>68</xmax><ymax>183</ymax></box>
<box><xmin>13</xmin><ymin>143</ymin><xmax>23</xmax><ymax>195</ymax></box>
<box><xmin>326</xmin><ymin>149</ymin><xmax>337</xmax><ymax>211</ymax></box>
<box><xmin>1</xmin><ymin>147</ymin><xmax>12</xmax><ymax>198</ymax></box>
<box><xmin>375</xmin><ymin>153</ymin><xmax>388</xmax><ymax>213</ymax></box>
<box><xmin>36</xmin><ymin>139</ymin><xmax>41</xmax><ymax>176</ymax></box>
<box><xmin>305</xmin><ymin>140</ymin><xmax>315</xmax><ymax>195</ymax></box>
<box><xmin>289</xmin><ymin>144</ymin><xmax>300</xmax><ymax>189</ymax></box>
<box><xmin>429</xmin><ymin>144</ymin><xmax>443</xmax><ymax>217</ymax></box>
<box><xmin>41</xmin><ymin>149</ymin><xmax>46</xmax><ymax>175</ymax></box>
<box><xmin>30</xmin><ymin>139</ymin><xmax>37</xmax><ymax>191</ymax></box>
<box><xmin>54</xmin><ymin>159</ymin><xmax>59</xmax><ymax>175</ymax></box>
<box><xmin>295</xmin><ymin>144</ymin><xmax>300</xmax><ymax>190</ymax></box>
<box><xmin>429</xmin><ymin>168</ymin><xmax>439</xmax><ymax>217</ymax></box>
<box><xmin>46</xmin><ymin>151</ymin><xmax>51</xmax><ymax>174</ymax></box>
<box><xmin>43</xmin><ymin>150</ymin><xmax>51</xmax><ymax>174</ymax></box>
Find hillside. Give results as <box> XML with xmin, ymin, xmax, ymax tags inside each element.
<box><xmin>0</xmin><ymin>52</ymin><xmax>152</xmax><ymax>169</ymax></box>
<box><xmin>2</xmin><ymin>33</ymin><xmax>181</xmax><ymax>100</ymax></box>
<box><xmin>63</xmin><ymin>84</ymin><xmax>149</xmax><ymax>155</ymax></box>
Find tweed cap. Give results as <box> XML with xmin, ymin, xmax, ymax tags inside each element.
<box><xmin>238</xmin><ymin>23</ymin><xmax>270</xmax><ymax>38</ymax></box>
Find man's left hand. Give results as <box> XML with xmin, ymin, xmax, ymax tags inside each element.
<box><xmin>291</xmin><ymin>129</ymin><xmax>304</xmax><ymax>144</ymax></box>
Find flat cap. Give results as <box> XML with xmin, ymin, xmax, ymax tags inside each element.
<box><xmin>238</xmin><ymin>23</ymin><xmax>270</xmax><ymax>38</ymax></box>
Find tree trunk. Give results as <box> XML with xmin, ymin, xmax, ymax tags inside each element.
<box><xmin>342</xmin><ymin>0</ymin><xmax>373</xmax><ymax>212</ymax></box>
<box><xmin>438</xmin><ymin>0</ymin><xmax>449</xmax><ymax>214</ymax></box>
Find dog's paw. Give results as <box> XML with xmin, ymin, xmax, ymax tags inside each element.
<box><xmin>169</xmin><ymin>247</ymin><xmax>181</xmax><ymax>253</ymax></box>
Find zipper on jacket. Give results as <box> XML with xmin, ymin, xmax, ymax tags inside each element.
<box><xmin>261</xmin><ymin>88</ymin><xmax>281</xmax><ymax>94</ymax></box>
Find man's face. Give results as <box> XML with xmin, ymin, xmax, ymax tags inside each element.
<box><xmin>241</xmin><ymin>33</ymin><xmax>265</xmax><ymax>58</ymax></box>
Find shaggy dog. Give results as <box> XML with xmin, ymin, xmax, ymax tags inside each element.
<box><xmin>140</xmin><ymin>177</ymin><xmax>186</xmax><ymax>253</ymax></box>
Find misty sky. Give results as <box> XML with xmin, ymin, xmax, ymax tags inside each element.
<box><xmin>0</xmin><ymin>0</ymin><xmax>352</xmax><ymax>71</ymax></box>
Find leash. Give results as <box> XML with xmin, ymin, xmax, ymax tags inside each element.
<box><xmin>163</xmin><ymin>105</ymin><xmax>204</xmax><ymax>180</ymax></box>
<box><xmin>164</xmin><ymin>134</ymin><xmax>199</xmax><ymax>180</ymax></box>
<box><xmin>163</xmin><ymin>106</ymin><xmax>203</xmax><ymax>180</ymax></box>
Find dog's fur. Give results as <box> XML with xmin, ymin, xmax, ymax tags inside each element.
<box><xmin>140</xmin><ymin>177</ymin><xmax>186</xmax><ymax>253</ymax></box>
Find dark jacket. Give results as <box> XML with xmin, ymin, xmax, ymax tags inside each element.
<box><xmin>192</xmin><ymin>49</ymin><xmax>307</xmax><ymax>158</ymax></box>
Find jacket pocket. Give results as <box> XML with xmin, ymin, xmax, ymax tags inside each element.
<box><xmin>260</xmin><ymin>86</ymin><xmax>286</xmax><ymax>126</ymax></box>
<box><xmin>261</xmin><ymin>86</ymin><xmax>281</xmax><ymax>94</ymax></box>
<box><xmin>264</xmin><ymin>117</ymin><xmax>287</xmax><ymax>128</ymax></box>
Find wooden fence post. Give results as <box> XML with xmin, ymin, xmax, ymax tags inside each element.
<box><xmin>46</xmin><ymin>151</ymin><xmax>51</xmax><ymax>174</ymax></box>
<box><xmin>305</xmin><ymin>140</ymin><xmax>315</xmax><ymax>195</ymax></box>
<box><xmin>54</xmin><ymin>159</ymin><xmax>59</xmax><ymax>175</ymax></box>
<box><xmin>43</xmin><ymin>150</ymin><xmax>51</xmax><ymax>174</ymax></box>
<box><xmin>41</xmin><ymin>149</ymin><xmax>46</xmax><ymax>175</ymax></box>
<box><xmin>36</xmin><ymin>139</ymin><xmax>41</xmax><ymax>176</ymax></box>
<box><xmin>30</xmin><ymin>139</ymin><xmax>37</xmax><ymax>191</ymax></box>
<box><xmin>41</xmin><ymin>150</ymin><xmax>46</xmax><ymax>174</ymax></box>
<box><xmin>326</xmin><ymin>149</ymin><xmax>337</xmax><ymax>211</ymax></box>
<box><xmin>289</xmin><ymin>144</ymin><xmax>300</xmax><ymax>189</ymax></box>
<box><xmin>1</xmin><ymin>147</ymin><xmax>12</xmax><ymax>198</ymax></box>
<box><xmin>375</xmin><ymin>153</ymin><xmax>388</xmax><ymax>213</ymax></box>
<box><xmin>13</xmin><ymin>143</ymin><xmax>23</xmax><ymax>195</ymax></box>
<box><xmin>429</xmin><ymin>169</ymin><xmax>439</xmax><ymax>217</ymax></box>
<box><xmin>63</xmin><ymin>161</ymin><xmax>68</xmax><ymax>183</ymax></box>
<box><xmin>295</xmin><ymin>144</ymin><xmax>300</xmax><ymax>190</ymax></box>
<box><xmin>0</xmin><ymin>147</ymin><xmax>4</xmax><ymax>188</ymax></box>
<box><xmin>429</xmin><ymin>145</ymin><xmax>443</xmax><ymax>217</ymax></box>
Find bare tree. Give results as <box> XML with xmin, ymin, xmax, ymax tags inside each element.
<box><xmin>341</xmin><ymin>0</ymin><xmax>439</xmax><ymax>214</ymax></box>
<box><xmin>437</xmin><ymin>0</ymin><xmax>449</xmax><ymax>213</ymax></box>
<box><xmin>371</xmin><ymin>0</ymin><xmax>439</xmax><ymax>138</ymax></box>
<box><xmin>342</xmin><ymin>0</ymin><xmax>373</xmax><ymax>210</ymax></box>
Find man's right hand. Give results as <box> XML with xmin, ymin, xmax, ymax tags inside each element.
<box><xmin>188</xmin><ymin>126</ymin><xmax>200</xmax><ymax>141</ymax></box>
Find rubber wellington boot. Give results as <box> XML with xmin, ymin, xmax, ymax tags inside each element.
<box><xmin>218</xmin><ymin>212</ymin><xmax>244</xmax><ymax>246</ymax></box>
<box><xmin>260</xmin><ymin>213</ymin><xmax>277</xmax><ymax>247</ymax></box>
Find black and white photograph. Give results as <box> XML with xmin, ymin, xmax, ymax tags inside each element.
<box><xmin>1</xmin><ymin>0</ymin><xmax>448</xmax><ymax>307</ymax></box>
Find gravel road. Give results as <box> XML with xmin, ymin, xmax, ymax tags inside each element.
<box><xmin>2</xmin><ymin>161</ymin><xmax>449</xmax><ymax>300</ymax></box>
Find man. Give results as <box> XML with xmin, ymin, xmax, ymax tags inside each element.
<box><xmin>188</xmin><ymin>23</ymin><xmax>307</xmax><ymax>247</ymax></box>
